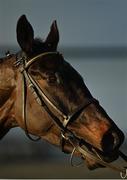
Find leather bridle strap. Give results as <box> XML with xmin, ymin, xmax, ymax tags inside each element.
<box><xmin>24</xmin><ymin>52</ymin><xmax>60</xmax><ymax>69</ymax></box>
<box><xmin>22</xmin><ymin>61</ymin><xmax>41</xmax><ymax>141</ymax></box>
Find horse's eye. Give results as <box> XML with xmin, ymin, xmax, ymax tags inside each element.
<box><xmin>46</xmin><ymin>72</ymin><xmax>61</xmax><ymax>85</ymax></box>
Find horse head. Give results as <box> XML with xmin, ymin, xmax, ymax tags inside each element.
<box><xmin>15</xmin><ymin>15</ymin><xmax>125</xmax><ymax>170</ymax></box>
<box><xmin>1</xmin><ymin>15</ymin><xmax>126</xmax><ymax>171</ymax></box>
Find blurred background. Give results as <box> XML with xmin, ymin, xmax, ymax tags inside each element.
<box><xmin>0</xmin><ymin>0</ymin><xmax>127</xmax><ymax>178</ymax></box>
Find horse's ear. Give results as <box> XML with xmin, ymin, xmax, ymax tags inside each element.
<box><xmin>45</xmin><ymin>20</ymin><xmax>59</xmax><ymax>51</ymax></box>
<box><xmin>16</xmin><ymin>15</ymin><xmax>34</xmax><ymax>53</ymax></box>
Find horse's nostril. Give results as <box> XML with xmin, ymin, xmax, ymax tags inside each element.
<box><xmin>101</xmin><ymin>131</ymin><xmax>115</xmax><ymax>153</ymax></box>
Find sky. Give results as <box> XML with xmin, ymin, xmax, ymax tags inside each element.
<box><xmin>0</xmin><ymin>0</ymin><xmax>127</xmax><ymax>47</ymax></box>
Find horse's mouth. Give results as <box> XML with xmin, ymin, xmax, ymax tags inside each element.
<box><xmin>84</xmin><ymin>146</ymin><xmax>119</xmax><ymax>170</ymax></box>
<box><xmin>80</xmin><ymin>140</ymin><xmax>120</xmax><ymax>170</ymax></box>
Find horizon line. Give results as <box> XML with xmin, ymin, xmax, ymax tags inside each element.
<box><xmin>0</xmin><ymin>45</ymin><xmax>127</xmax><ymax>59</ymax></box>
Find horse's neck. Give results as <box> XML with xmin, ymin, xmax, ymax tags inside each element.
<box><xmin>0</xmin><ymin>57</ymin><xmax>17</xmax><ymax>130</ymax></box>
<box><xmin>0</xmin><ymin>57</ymin><xmax>16</xmax><ymax>103</ymax></box>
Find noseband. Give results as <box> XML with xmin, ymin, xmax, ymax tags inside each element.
<box><xmin>15</xmin><ymin>51</ymin><xmax>127</xmax><ymax>178</ymax></box>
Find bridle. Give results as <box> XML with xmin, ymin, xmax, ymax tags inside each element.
<box><xmin>18</xmin><ymin>51</ymin><xmax>98</xmax><ymax>141</ymax></box>
<box><xmin>15</xmin><ymin>51</ymin><xmax>127</xmax><ymax>178</ymax></box>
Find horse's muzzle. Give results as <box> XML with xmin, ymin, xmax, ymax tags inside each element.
<box><xmin>101</xmin><ymin>128</ymin><xmax>125</xmax><ymax>153</ymax></box>
<box><xmin>85</xmin><ymin>128</ymin><xmax>125</xmax><ymax>170</ymax></box>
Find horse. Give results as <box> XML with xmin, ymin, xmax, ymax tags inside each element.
<box><xmin>0</xmin><ymin>15</ymin><xmax>127</xmax><ymax>175</ymax></box>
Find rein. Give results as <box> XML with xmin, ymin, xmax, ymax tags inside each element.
<box><xmin>15</xmin><ymin>51</ymin><xmax>127</xmax><ymax>178</ymax></box>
